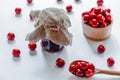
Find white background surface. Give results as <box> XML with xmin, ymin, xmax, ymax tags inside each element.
<box><xmin>0</xmin><ymin>0</ymin><xmax>120</xmax><ymax>80</ymax></box>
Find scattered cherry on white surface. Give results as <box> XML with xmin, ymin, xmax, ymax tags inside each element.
<box><xmin>107</xmin><ymin>57</ymin><xmax>115</xmax><ymax>67</ymax></box>
<box><xmin>7</xmin><ymin>32</ymin><xmax>15</xmax><ymax>41</ymax></box>
<box><xmin>66</xmin><ymin>5</ymin><xmax>72</xmax><ymax>12</ymax></box>
<box><xmin>57</xmin><ymin>0</ymin><xmax>62</xmax><ymax>2</ymax></box>
<box><xmin>97</xmin><ymin>45</ymin><xmax>105</xmax><ymax>53</ymax></box>
<box><xmin>56</xmin><ymin>58</ymin><xmax>65</xmax><ymax>67</ymax></box>
<box><xmin>12</xmin><ymin>49</ymin><xmax>21</xmax><ymax>57</ymax></box>
<box><xmin>97</xmin><ymin>0</ymin><xmax>103</xmax><ymax>6</ymax></box>
<box><xmin>27</xmin><ymin>0</ymin><xmax>32</xmax><ymax>3</ymax></box>
<box><xmin>29</xmin><ymin>14</ymin><xmax>33</xmax><ymax>20</ymax></box>
<box><xmin>75</xmin><ymin>0</ymin><xmax>80</xmax><ymax>2</ymax></box>
<box><xmin>15</xmin><ymin>8</ymin><xmax>22</xmax><ymax>15</ymax></box>
<box><xmin>28</xmin><ymin>43</ymin><xmax>37</xmax><ymax>51</ymax></box>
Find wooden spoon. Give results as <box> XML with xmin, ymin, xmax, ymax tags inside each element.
<box><xmin>69</xmin><ymin>60</ymin><xmax>120</xmax><ymax>77</ymax></box>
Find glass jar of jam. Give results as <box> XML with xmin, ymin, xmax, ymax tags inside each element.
<box><xmin>41</xmin><ymin>39</ymin><xmax>64</xmax><ymax>53</ymax></box>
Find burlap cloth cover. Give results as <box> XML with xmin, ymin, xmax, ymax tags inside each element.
<box><xmin>26</xmin><ymin>8</ymin><xmax>72</xmax><ymax>46</ymax></box>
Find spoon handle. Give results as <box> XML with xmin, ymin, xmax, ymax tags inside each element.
<box><xmin>95</xmin><ymin>68</ymin><xmax>120</xmax><ymax>76</ymax></box>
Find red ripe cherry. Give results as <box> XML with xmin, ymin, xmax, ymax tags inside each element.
<box><xmin>100</xmin><ymin>21</ymin><xmax>109</xmax><ymax>27</ymax></box>
<box><xmin>102</xmin><ymin>10</ymin><xmax>110</xmax><ymax>16</ymax></box>
<box><xmin>15</xmin><ymin>8</ymin><xmax>21</xmax><ymax>14</ymax></box>
<box><xmin>89</xmin><ymin>12</ymin><xmax>96</xmax><ymax>19</ymax></box>
<box><xmin>80</xmin><ymin>62</ymin><xmax>88</xmax><ymax>70</ymax></box>
<box><xmin>97</xmin><ymin>14</ymin><xmax>105</xmax><ymax>22</ymax></box>
<box><xmin>102</xmin><ymin>10</ymin><xmax>107</xmax><ymax>16</ymax></box>
<box><xmin>97</xmin><ymin>45</ymin><xmax>105</xmax><ymax>53</ymax></box>
<box><xmin>97</xmin><ymin>0</ymin><xmax>103</xmax><ymax>6</ymax></box>
<box><xmin>88</xmin><ymin>63</ymin><xmax>95</xmax><ymax>71</ymax></box>
<box><xmin>75</xmin><ymin>0</ymin><xmax>80</xmax><ymax>1</ymax></box>
<box><xmin>76</xmin><ymin>69</ymin><xmax>84</xmax><ymax>77</ymax></box>
<box><xmin>107</xmin><ymin>57</ymin><xmax>115</xmax><ymax>67</ymax></box>
<box><xmin>57</xmin><ymin>0</ymin><xmax>62</xmax><ymax>2</ymax></box>
<box><xmin>94</xmin><ymin>8</ymin><xmax>102</xmax><ymax>14</ymax></box>
<box><xmin>90</xmin><ymin>8</ymin><xmax>95</xmax><ymax>13</ymax></box>
<box><xmin>28</xmin><ymin>43</ymin><xmax>37</xmax><ymax>51</ymax></box>
<box><xmin>105</xmin><ymin>8</ymin><xmax>111</xmax><ymax>13</ymax></box>
<box><xmin>12</xmin><ymin>49</ymin><xmax>21</xmax><ymax>57</ymax></box>
<box><xmin>69</xmin><ymin>65</ymin><xmax>77</xmax><ymax>74</ymax></box>
<box><xmin>7</xmin><ymin>33</ymin><xmax>15</xmax><ymax>41</ymax></box>
<box><xmin>27</xmin><ymin>0</ymin><xmax>32</xmax><ymax>3</ymax></box>
<box><xmin>82</xmin><ymin>11</ymin><xmax>89</xmax><ymax>17</ymax></box>
<box><xmin>75</xmin><ymin>62</ymin><xmax>81</xmax><ymax>69</ymax></box>
<box><xmin>89</xmin><ymin>19</ymin><xmax>99</xmax><ymax>27</ymax></box>
<box><xmin>83</xmin><ymin>14</ymin><xmax>90</xmax><ymax>23</ymax></box>
<box><xmin>56</xmin><ymin>58</ymin><xmax>65</xmax><ymax>67</ymax></box>
<box><xmin>29</xmin><ymin>14</ymin><xmax>33</xmax><ymax>20</ymax></box>
<box><xmin>66</xmin><ymin>5</ymin><xmax>72</xmax><ymax>12</ymax></box>
<box><xmin>105</xmin><ymin>14</ymin><xmax>112</xmax><ymax>23</ymax></box>
<box><xmin>85</xmin><ymin>69</ymin><xmax>94</xmax><ymax>77</ymax></box>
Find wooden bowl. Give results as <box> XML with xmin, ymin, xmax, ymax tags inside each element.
<box><xmin>82</xmin><ymin>20</ymin><xmax>113</xmax><ymax>41</ymax></box>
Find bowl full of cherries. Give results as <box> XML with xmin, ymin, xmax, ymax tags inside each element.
<box><xmin>82</xmin><ymin>7</ymin><xmax>113</xmax><ymax>41</ymax></box>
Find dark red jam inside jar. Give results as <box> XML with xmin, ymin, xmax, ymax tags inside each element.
<box><xmin>41</xmin><ymin>39</ymin><xmax>64</xmax><ymax>53</ymax></box>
